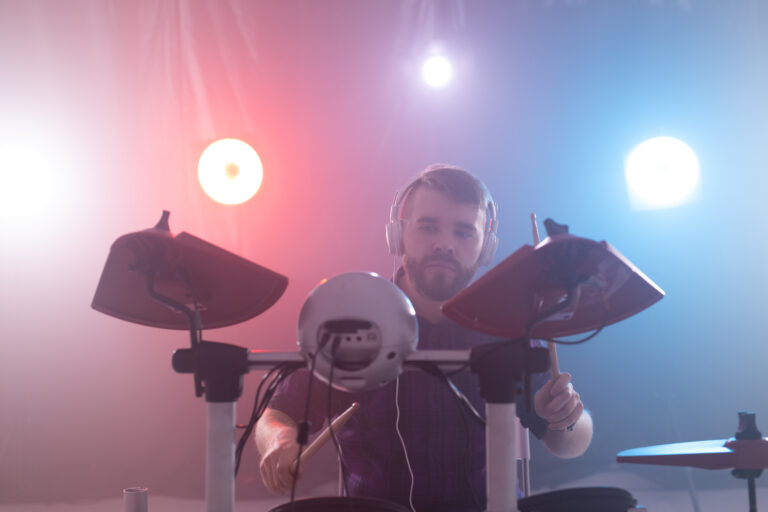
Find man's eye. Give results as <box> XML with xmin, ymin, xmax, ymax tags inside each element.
<box><xmin>419</xmin><ymin>225</ymin><xmax>438</xmax><ymax>234</ymax></box>
<box><xmin>455</xmin><ymin>230</ymin><xmax>473</xmax><ymax>239</ymax></box>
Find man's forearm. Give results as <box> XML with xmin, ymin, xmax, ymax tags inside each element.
<box><xmin>255</xmin><ymin>408</ymin><xmax>298</xmax><ymax>455</ymax></box>
<box><xmin>542</xmin><ymin>410</ymin><xmax>593</xmax><ymax>459</ymax></box>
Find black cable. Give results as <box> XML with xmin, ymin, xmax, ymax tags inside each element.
<box><xmin>238</xmin><ymin>366</ymin><xmax>297</xmax><ymax>472</ymax></box>
<box><xmin>235</xmin><ymin>365</ymin><xmax>281</xmax><ymax>472</ymax></box>
<box><xmin>403</xmin><ymin>363</ymin><xmax>482</xmax><ymax>508</ymax></box>
<box><xmin>235</xmin><ymin>364</ymin><xmax>298</xmax><ymax>475</ymax></box>
<box><xmin>543</xmin><ymin>323</ymin><xmax>606</xmax><ymax>345</ymax></box>
<box><xmin>289</xmin><ymin>332</ymin><xmax>332</xmax><ymax>505</ymax></box>
<box><xmin>444</xmin><ymin>363</ymin><xmax>471</xmax><ymax>377</ymax></box>
<box><xmin>458</xmin><ymin>396</ymin><xmax>484</xmax><ymax>512</ymax></box>
<box><xmin>326</xmin><ymin>346</ymin><xmax>353</xmax><ymax>511</ymax></box>
<box><xmin>453</xmin><ymin>387</ymin><xmax>483</xmax><ymax>512</ymax></box>
<box><xmin>440</xmin><ymin>286</ymin><xmax>580</xmax><ymax>379</ymax></box>
<box><xmin>417</xmin><ymin>362</ymin><xmax>484</xmax><ymax>510</ymax></box>
<box><xmin>541</xmin><ymin>302</ymin><xmax>610</xmax><ymax>346</ymax></box>
<box><xmin>523</xmin><ymin>287</ymin><xmax>579</xmax><ymax>343</ymax></box>
<box><xmin>413</xmin><ymin>362</ymin><xmax>486</xmax><ymax>428</ymax></box>
<box><xmin>445</xmin><ymin>282</ymin><xmax>602</xmax><ymax>377</ymax></box>
<box><xmin>443</xmin><ymin>295</ymin><xmax>575</xmax><ymax>381</ymax></box>
<box><xmin>289</xmin><ymin>368</ymin><xmax>315</xmax><ymax>504</ymax></box>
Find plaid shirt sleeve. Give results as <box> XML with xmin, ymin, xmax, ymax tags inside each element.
<box><xmin>268</xmin><ymin>369</ymin><xmax>353</xmax><ymax>435</ymax></box>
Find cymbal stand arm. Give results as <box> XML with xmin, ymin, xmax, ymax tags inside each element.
<box><xmin>143</xmin><ymin>271</ymin><xmax>202</xmax><ymax>348</ymax></box>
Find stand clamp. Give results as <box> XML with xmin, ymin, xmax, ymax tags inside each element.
<box><xmin>173</xmin><ymin>342</ymin><xmax>249</xmax><ymax>403</ymax></box>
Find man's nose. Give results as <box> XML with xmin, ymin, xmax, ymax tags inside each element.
<box><xmin>431</xmin><ymin>230</ymin><xmax>455</xmax><ymax>255</ymax></box>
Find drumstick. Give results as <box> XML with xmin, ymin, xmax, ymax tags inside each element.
<box><xmin>291</xmin><ymin>402</ymin><xmax>359</xmax><ymax>473</ymax></box>
<box><xmin>530</xmin><ymin>213</ymin><xmax>560</xmax><ymax>379</ymax></box>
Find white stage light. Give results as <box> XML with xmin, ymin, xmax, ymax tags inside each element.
<box><xmin>625</xmin><ymin>136</ymin><xmax>700</xmax><ymax>210</ymax></box>
<box><xmin>422</xmin><ymin>56</ymin><xmax>453</xmax><ymax>88</ymax></box>
<box><xmin>0</xmin><ymin>143</ymin><xmax>55</xmax><ymax>222</ymax></box>
<box><xmin>198</xmin><ymin>139</ymin><xmax>263</xmax><ymax>205</ymax></box>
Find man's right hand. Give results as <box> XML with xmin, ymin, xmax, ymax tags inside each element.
<box><xmin>259</xmin><ymin>427</ymin><xmax>302</xmax><ymax>493</ymax></box>
<box><xmin>256</xmin><ymin>408</ymin><xmax>304</xmax><ymax>494</ymax></box>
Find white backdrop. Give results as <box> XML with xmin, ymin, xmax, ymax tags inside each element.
<box><xmin>1</xmin><ymin>0</ymin><xmax>768</xmax><ymax>507</ymax></box>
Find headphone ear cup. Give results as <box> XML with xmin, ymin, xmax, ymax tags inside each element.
<box><xmin>478</xmin><ymin>233</ymin><xmax>498</xmax><ymax>267</ymax></box>
<box><xmin>385</xmin><ymin>220</ymin><xmax>402</xmax><ymax>256</ymax></box>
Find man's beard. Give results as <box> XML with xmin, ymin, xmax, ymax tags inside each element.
<box><xmin>403</xmin><ymin>254</ymin><xmax>477</xmax><ymax>301</ymax></box>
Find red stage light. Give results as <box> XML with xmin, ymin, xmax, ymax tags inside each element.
<box><xmin>197</xmin><ymin>139</ymin><xmax>263</xmax><ymax>205</ymax></box>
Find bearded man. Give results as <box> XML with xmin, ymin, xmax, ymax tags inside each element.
<box><xmin>255</xmin><ymin>164</ymin><xmax>592</xmax><ymax>511</ymax></box>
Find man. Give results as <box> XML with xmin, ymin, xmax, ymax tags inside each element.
<box><xmin>256</xmin><ymin>165</ymin><xmax>593</xmax><ymax>510</ymax></box>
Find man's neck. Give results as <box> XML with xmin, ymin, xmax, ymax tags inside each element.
<box><xmin>396</xmin><ymin>269</ymin><xmax>445</xmax><ymax>324</ymax></box>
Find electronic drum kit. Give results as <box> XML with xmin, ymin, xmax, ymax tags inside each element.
<box><xmin>92</xmin><ymin>212</ymin><xmax>767</xmax><ymax>512</ymax></box>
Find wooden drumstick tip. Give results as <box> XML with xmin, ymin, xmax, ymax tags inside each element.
<box><xmin>530</xmin><ymin>212</ymin><xmax>541</xmax><ymax>245</ymax></box>
<box><xmin>548</xmin><ymin>342</ymin><xmax>560</xmax><ymax>378</ymax></box>
<box><xmin>291</xmin><ymin>402</ymin><xmax>360</xmax><ymax>473</ymax></box>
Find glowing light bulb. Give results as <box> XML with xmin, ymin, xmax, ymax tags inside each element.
<box><xmin>625</xmin><ymin>136</ymin><xmax>700</xmax><ymax>210</ymax></box>
<box><xmin>0</xmin><ymin>144</ymin><xmax>55</xmax><ymax>221</ymax></box>
<box><xmin>422</xmin><ymin>56</ymin><xmax>453</xmax><ymax>88</ymax></box>
<box><xmin>198</xmin><ymin>139</ymin><xmax>263</xmax><ymax>205</ymax></box>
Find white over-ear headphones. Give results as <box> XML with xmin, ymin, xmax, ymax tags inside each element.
<box><xmin>385</xmin><ymin>167</ymin><xmax>499</xmax><ymax>267</ymax></box>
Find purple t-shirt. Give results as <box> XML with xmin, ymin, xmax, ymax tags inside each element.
<box><xmin>269</xmin><ymin>316</ymin><xmax>549</xmax><ymax>511</ymax></box>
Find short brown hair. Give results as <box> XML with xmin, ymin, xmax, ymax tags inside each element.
<box><xmin>400</xmin><ymin>164</ymin><xmax>489</xmax><ymax>219</ymax></box>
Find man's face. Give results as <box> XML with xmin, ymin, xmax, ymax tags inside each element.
<box><xmin>400</xmin><ymin>186</ymin><xmax>486</xmax><ymax>301</ymax></box>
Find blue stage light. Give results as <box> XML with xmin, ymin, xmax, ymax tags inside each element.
<box><xmin>625</xmin><ymin>136</ymin><xmax>700</xmax><ymax>210</ymax></box>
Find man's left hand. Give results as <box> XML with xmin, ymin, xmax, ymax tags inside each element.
<box><xmin>534</xmin><ymin>372</ymin><xmax>583</xmax><ymax>431</ymax></box>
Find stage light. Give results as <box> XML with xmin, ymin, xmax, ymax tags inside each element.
<box><xmin>0</xmin><ymin>143</ymin><xmax>54</xmax><ymax>221</ymax></box>
<box><xmin>625</xmin><ymin>136</ymin><xmax>700</xmax><ymax>210</ymax></box>
<box><xmin>421</xmin><ymin>55</ymin><xmax>453</xmax><ymax>88</ymax></box>
<box><xmin>197</xmin><ymin>138</ymin><xmax>263</xmax><ymax>205</ymax></box>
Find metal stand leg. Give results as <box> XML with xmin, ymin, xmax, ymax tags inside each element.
<box><xmin>518</xmin><ymin>421</ymin><xmax>531</xmax><ymax>497</ymax></box>
<box><xmin>470</xmin><ymin>340</ymin><xmax>549</xmax><ymax>512</ymax></box>
<box><xmin>173</xmin><ymin>341</ymin><xmax>251</xmax><ymax>512</ymax></box>
<box><xmin>748</xmin><ymin>476</ymin><xmax>757</xmax><ymax>512</ymax></box>
<box><xmin>486</xmin><ymin>403</ymin><xmax>518</xmax><ymax>512</ymax></box>
<box><xmin>730</xmin><ymin>413</ymin><xmax>764</xmax><ymax>512</ymax></box>
<box><xmin>520</xmin><ymin>459</ymin><xmax>531</xmax><ymax>498</ymax></box>
<box><xmin>206</xmin><ymin>402</ymin><xmax>236</xmax><ymax>512</ymax></box>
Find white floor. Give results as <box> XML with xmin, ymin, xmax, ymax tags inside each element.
<box><xmin>2</xmin><ymin>491</ymin><xmax>766</xmax><ymax>512</ymax></box>
<box><xmin>3</xmin><ymin>472</ymin><xmax>767</xmax><ymax>512</ymax></box>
